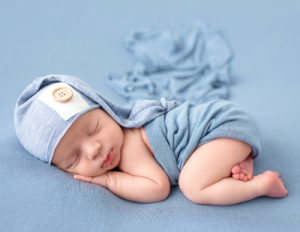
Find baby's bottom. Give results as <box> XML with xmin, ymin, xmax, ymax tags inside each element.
<box><xmin>178</xmin><ymin>138</ymin><xmax>288</xmax><ymax>205</ymax></box>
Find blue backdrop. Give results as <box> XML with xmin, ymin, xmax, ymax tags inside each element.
<box><xmin>1</xmin><ymin>1</ymin><xmax>299</xmax><ymax>231</ymax></box>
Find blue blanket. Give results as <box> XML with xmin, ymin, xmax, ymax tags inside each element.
<box><xmin>107</xmin><ymin>22</ymin><xmax>233</xmax><ymax>104</ymax></box>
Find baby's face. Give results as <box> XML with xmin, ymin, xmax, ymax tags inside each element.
<box><xmin>52</xmin><ymin>108</ymin><xmax>123</xmax><ymax>177</ymax></box>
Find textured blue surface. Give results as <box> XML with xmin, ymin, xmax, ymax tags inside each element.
<box><xmin>1</xmin><ymin>1</ymin><xmax>300</xmax><ymax>231</ymax></box>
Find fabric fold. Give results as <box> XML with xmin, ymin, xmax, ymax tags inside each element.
<box><xmin>107</xmin><ymin>22</ymin><xmax>233</xmax><ymax>104</ymax></box>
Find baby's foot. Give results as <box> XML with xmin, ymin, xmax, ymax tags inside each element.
<box><xmin>256</xmin><ymin>171</ymin><xmax>288</xmax><ymax>198</ymax></box>
<box><xmin>231</xmin><ymin>156</ymin><xmax>253</xmax><ymax>181</ymax></box>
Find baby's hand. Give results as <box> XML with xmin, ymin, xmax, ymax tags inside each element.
<box><xmin>73</xmin><ymin>173</ymin><xmax>109</xmax><ymax>188</ymax></box>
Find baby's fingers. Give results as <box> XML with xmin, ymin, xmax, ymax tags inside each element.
<box><xmin>73</xmin><ymin>174</ymin><xmax>108</xmax><ymax>188</ymax></box>
<box><xmin>73</xmin><ymin>175</ymin><xmax>94</xmax><ymax>183</ymax></box>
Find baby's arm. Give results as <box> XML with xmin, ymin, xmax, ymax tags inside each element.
<box><xmin>74</xmin><ymin>153</ymin><xmax>170</xmax><ymax>203</ymax></box>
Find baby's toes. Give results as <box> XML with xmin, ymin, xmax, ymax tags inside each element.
<box><xmin>247</xmin><ymin>173</ymin><xmax>253</xmax><ymax>180</ymax></box>
<box><xmin>232</xmin><ymin>174</ymin><xmax>240</xmax><ymax>180</ymax></box>
<box><xmin>239</xmin><ymin>173</ymin><xmax>245</xmax><ymax>180</ymax></box>
<box><xmin>231</xmin><ymin>165</ymin><xmax>241</xmax><ymax>174</ymax></box>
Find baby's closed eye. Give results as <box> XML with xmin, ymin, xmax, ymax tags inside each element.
<box><xmin>68</xmin><ymin>151</ymin><xmax>80</xmax><ymax>169</ymax></box>
<box><xmin>89</xmin><ymin>120</ymin><xmax>100</xmax><ymax>136</ymax></box>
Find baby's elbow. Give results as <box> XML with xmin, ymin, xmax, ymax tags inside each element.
<box><xmin>154</xmin><ymin>177</ymin><xmax>170</xmax><ymax>201</ymax></box>
<box><xmin>159</xmin><ymin>183</ymin><xmax>171</xmax><ymax>201</ymax></box>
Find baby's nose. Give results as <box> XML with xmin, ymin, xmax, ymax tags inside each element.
<box><xmin>85</xmin><ymin>141</ymin><xmax>102</xmax><ymax>160</ymax></box>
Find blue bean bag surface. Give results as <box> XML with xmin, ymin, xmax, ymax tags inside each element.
<box><xmin>1</xmin><ymin>1</ymin><xmax>299</xmax><ymax>231</ymax></box>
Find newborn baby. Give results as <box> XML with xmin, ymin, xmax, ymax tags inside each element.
<box><xmin>15</xmin><ymin>74</ymin><xmax>288</xmax><ymax>205</ymax></box>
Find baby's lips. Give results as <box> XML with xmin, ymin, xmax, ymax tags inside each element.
<box><xmin>101</xmin><ymin>150</ymin><xmax>114</xmax><ymax>168</ymax></box>
<box><xmin>101</xmin><ymin>153</ymin><xmax>109</xmax><ymax>167</ymax></box>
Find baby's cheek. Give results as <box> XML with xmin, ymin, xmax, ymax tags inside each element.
<box><xmin>75</xmin><ymin>164</ymin><xmax>99</xmax><ymax>177</ymax></box>
<box><xmin>53</xmin><ymin>163</ymin><xmax>72</xmax><ymax>174</ymax></box>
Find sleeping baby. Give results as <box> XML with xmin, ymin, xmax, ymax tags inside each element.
<box><xmin>14</xmin><ymin>74</ymin><xmax>288</xmax><ymax>205</ymax></box>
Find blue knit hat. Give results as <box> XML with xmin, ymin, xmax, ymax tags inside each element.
<box><xmin>14</xmin><ymin>74</ymin><xmax>178</xmax><ymax>164</ymax></box>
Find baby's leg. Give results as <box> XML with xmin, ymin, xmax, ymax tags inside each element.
<box><xmin>178</xmin><ymin>138</ymin><xmax>288</xmax><ymax>205</ymax></box>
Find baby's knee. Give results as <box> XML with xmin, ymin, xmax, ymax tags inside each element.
<box><xmin>179</xmin><ymin>183</ymin><xmax>209</xmax><ymax>204</ymax></box>
<box><xmin>178</xmin><ymin>174</ymin><xmax>207</xmax><ymax>204</ymax></box>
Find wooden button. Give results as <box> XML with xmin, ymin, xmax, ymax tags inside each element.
<box><xmin>52</xmin><ymin>87</ymin><xmax>73</xmax><ymax>103</ymax></box>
